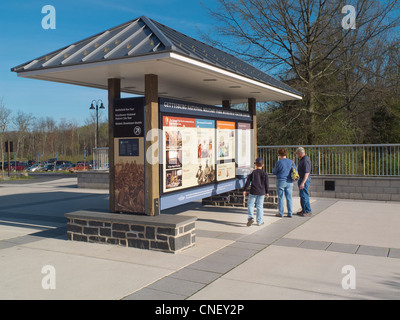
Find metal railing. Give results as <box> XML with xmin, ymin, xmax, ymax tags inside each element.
<box><xmin>93</xmin><ymin>147</ymin><xmax>109</xmax><ymax>170</ymax></box>
<box><xmin>92</xmin><ymin>144</ymin><xmax>400</xmax><ymax>176</ymax></box>
<box><xmin>258</xmin><ymin>144</ymin><xmax>400</xmax><ymax>177</ymax></box>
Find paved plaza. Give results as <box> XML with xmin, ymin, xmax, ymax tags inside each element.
<box><xmin>0</xmin><ymin>176</ymin><xmax>399</xmax><ymax>300</ymax></box>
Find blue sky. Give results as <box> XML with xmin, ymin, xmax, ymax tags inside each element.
<box><xmin>0</xmin><ymin>0</ymin><xmax>218</xmax><ymax>127</ymax></box>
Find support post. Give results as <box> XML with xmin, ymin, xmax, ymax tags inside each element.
<box><xmin>222</xmin><ymin>100</ymin><xmax>231</xmax><ymax>109</ymax></box>
<box><xmin>108</xmin><ymin>78</ymin><xmax>121</xmax><ymax>213</ymax></box>
<box><xmin>145</xmin><ymin>74</ymin><xmax>160</xmax><ymax>216</ymax></box>
<box><xmin>248</xmin><ymin>98</ymin><xmax>257</xmax><ymax>162</ymax></box>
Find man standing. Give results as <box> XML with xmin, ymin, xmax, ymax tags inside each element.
<box><xmin>296</xmin><ymin>147</ymin><xmax>312</xmax><ymax>217</ymax></box>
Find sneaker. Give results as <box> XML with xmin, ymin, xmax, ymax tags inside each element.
<box><xmin>247</xmin><ymin>218</ymin><xmax>254</xmax><ymax>226</ymax></box>
<box><xmin>257</xmin><ymin>222</ymin><xmax>265</xmax><ymax>226</ymax></box>
<box><xmin>300</xmin><ymin>212</ymin><xmax>312</xmax><ymax>217</ymax></box>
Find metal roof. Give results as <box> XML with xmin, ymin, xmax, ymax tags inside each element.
<box><xmin>11</xmin><ymin>16</ymin><xmax>302</xmax><ymax>103</ymax></box>
<box><xmin>150</xmin><ymin>19</ymin><xmax>302</xmax><ymax>97</ymax></box>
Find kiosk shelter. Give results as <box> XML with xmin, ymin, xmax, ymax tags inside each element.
<box><xmin>12</xmin><ymin>16</ymin><xmax>302</xmax><ymax>252</ymax></box>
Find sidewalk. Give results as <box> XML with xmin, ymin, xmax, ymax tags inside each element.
<box><xmin>0</xmin><ymin>177</ymin><xmax>399</xmax><ymax>299</ymax></box>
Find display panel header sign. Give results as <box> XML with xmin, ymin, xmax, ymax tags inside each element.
<box><xmin>159</xmin><ymin>98</ymin><xmax>251</xmax><ymax>121</ymax></box>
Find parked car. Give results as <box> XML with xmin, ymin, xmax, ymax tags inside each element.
<box><xmin>42</xmin><ymin>164</ymin><xmax>55</xmax><ymax>172</ymax></box>
<box><xmin>57</xmin><ymin>163</ymin><xmax>73</xmax><ymax>171</ymax></box>
<box><xmin>9</xmin><ymin>161</ymin><xmax>27</xmax><ymax>171</ymax></box>
<box><xmin>69</xmin><ymin>163</ymin><xmax>89</xmax><ymax>173</ymax></box>
<box><xmin>27</xmin><ymin>164</ymin><xmax>44</xmax><ymax>172</ymax></box>
<box><xmin>55</xmin><ymin>160</ymin><xmax>71</xmax><ymax>166</ymax></box>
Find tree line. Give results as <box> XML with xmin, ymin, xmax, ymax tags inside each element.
<box><xmin>0</xmin><ymin>99</ymin><xmax>108</xmax><ymax>162</ymax></box>
<box><xmin>204</xmin><ymin>0</ymin><xmax>400</xmax><ymax>145</ymax></box>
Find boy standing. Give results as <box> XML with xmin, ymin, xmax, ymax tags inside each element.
<box><xmin>243</xmin><ymin>157</ymin><xmax>269</xmax><ymax>226</ymax></box>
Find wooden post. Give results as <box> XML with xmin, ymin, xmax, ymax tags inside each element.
<box><xmin>222</xmin><ymin>100</ymin><xmax>231</xmax><ymax>109</ymax></box>
<box><xmin>145</xmin><ymin>74</ymin><xmax>160</xmax><ymax>216</ymax></box>
<box><xmin>108</xmin><ymin>78</ymin><xmax>121</xmax><ymax>213</ymax></box>
<box><xmin>248</xmin><ymin>98</ymin><xmax>257</xmax><ymax>162</ymax></box>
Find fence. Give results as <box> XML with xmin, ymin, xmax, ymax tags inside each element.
<box><xmin>92</xmin><ymin>145</ymin><xmax>400</xmax><ymax>176</ymax></box>
<box><xmin>93</xmin><ymin>147</ymin><xmax>109</xmax><ymax>170</ymax></box>
<box><xmin>258</xmin><ymin>144</ymin><xmax>400</xmax><ymax>177</ymax></box>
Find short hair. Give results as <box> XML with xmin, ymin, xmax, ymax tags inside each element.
<box><xmin>277</xmin><ymin>148</ymin><xmax>287</xmax><ymax>157</ymax></box>
<box><xmin>296</xmin><ymin>147</ymin><xmax>305</xmax><ymax>154</ymax></box>
<box><xmin>254</xmin><ymin>157</ymin><xmax>263</xmax><ymax>166</ymax></box>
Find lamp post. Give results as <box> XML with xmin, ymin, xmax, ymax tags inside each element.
<box><xmin>90</xmin><ymin>99</ymin><xmax>105</xmax><ymax>148</ymax></box>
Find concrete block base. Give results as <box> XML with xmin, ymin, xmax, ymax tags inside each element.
<box><xmin>65</xmin><ymin>211</ymin><xmax>196</xmax><ymax>253</ymax></box>
<box><xmin>202</xmin><ymin>189</ymin><xmax>278</xmax><ymax>209</ymax></box>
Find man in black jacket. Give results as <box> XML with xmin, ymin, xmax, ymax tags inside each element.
<box><xmin>296</xmin><ymin>147</ymin><xmax>312</xmax><ymax>217</ymax></box>
<box><xmin>243</xmin><ymin>158</ymin><xmax>269</xmax><ymax>226</ymax></box>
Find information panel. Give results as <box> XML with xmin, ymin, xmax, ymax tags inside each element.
<box><xmin>114</xmin><ymin>97</ymin><xmax>144</xmax><ymax>138</ymax></box>
<box><xmin>159</xmin><ymin>98</ymin><xmax>253</xmax><ymax>209</ymax></box>
<box><xmin>237</xmin><ymin>122</ymin><xmax>252</xmax><ymax>168</ymax></box>
<box><xmin>162</xmin><ymin>116</ymin><xmax>215</xmax><ymax>193</ymax></box>
<box><xmin>113</xmin><ymin>97</ymin><xmax>145</xmax><ymax>214</ymax></box>
<box><xmin>216</xmin><ymin>121</ymin><xmax>236</xmax><ymax>182</ymax></box>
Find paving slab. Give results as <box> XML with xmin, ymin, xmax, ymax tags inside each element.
<box><xmin>146</xmin><ymin>277</ymin><xmax>206</xmax><ymax>297</ymax></box>
<box><xmin>123</xmin><ymin>288</ymin><xmax>186</xmax><ymax>300</ymax></box>
<box><xmin>273</xmin><ymin>238</ymin><xmax>304</xmax><ymax>248</ymax></box>
<box><xmin>299</xmin><ymin>240</ymin><xmax>332</xmax><ymax>250</ymax></box>
<box><xmin>388</xmin><ymin>248</ymin><xmax>400</xmax><ymax>259</ymax></box>
<box><xmin>168</xmin><ymin>268</ymin><xmax>222</xmax><ymax>284</ymax></box>
<box><xmin>326</xmin><ymin>242</ymin><xmax>360</xmax><ymax>254</ymax></box>
<box><xmin>356</xmin><ymin>245</ymin><xmax>389</xmax><ymax>257</ymax></box>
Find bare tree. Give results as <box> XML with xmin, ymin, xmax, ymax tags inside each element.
<box><xmin>0</xmin><ymin>98</ymin><xmax>12</xmax><ymax>164</ymax></box>
<box><xmin>12</xmin><ymin>111</ymin><xmax>34</xmax><ymax>159</ymax></box>
<box><xmin>203</xmin><ymin>0</ymin><xmax>400</xmax><ymax>143</ymax></box>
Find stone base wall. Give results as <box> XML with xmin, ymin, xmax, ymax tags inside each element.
<box><xmin>78</xmin><ymin>172</ymin><xmax>400</xmax><ymax>202</ymax></box>
<box><xmin>202</xmin><ymin>189</ymin><xmax>278</xmax><ymax>209</ymax></box>
<box><xmin>268</xmin><ymin>175</ymin><xmax>400</xmax><ymax>201</ymax></box>
<box><xmin>65</xmin><ymin>211</ymin><xmax>196</xmax><ymax>253</ymax></box>
<box><xmin>77</xmin><ymin>171</ymin><xmax>109</xmax><ymax>189</ymax></box>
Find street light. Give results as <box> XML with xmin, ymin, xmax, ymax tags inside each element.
<box><xmin>90</xmin><ymin>99</ymin><xmax>105</xmax><ymax>148</ymax></box>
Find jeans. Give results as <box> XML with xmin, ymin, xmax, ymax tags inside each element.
<box><xmin>247</xmin><ymin>194</ymin><xmax>265</xmax><ymax>224</ymax></box>
<box><xmin>276</xmin><ymin>179</ymin><xmax>293</xmax><ymax>217</ymax></box>
<box><xmin>298</xmin><ymin>178</ymin><xmax>312</xmax><ymax>213</ymax></box>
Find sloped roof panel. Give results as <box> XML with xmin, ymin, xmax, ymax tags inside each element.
<box><xmin>150</xmin><ymin>19</ymin><xmax>300</xmax><ymax>96</ymax></box>
<box><xmin>11</xmin><ymin>15</ymin><xmax>302</xmax><ymax>99</ymax></box>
